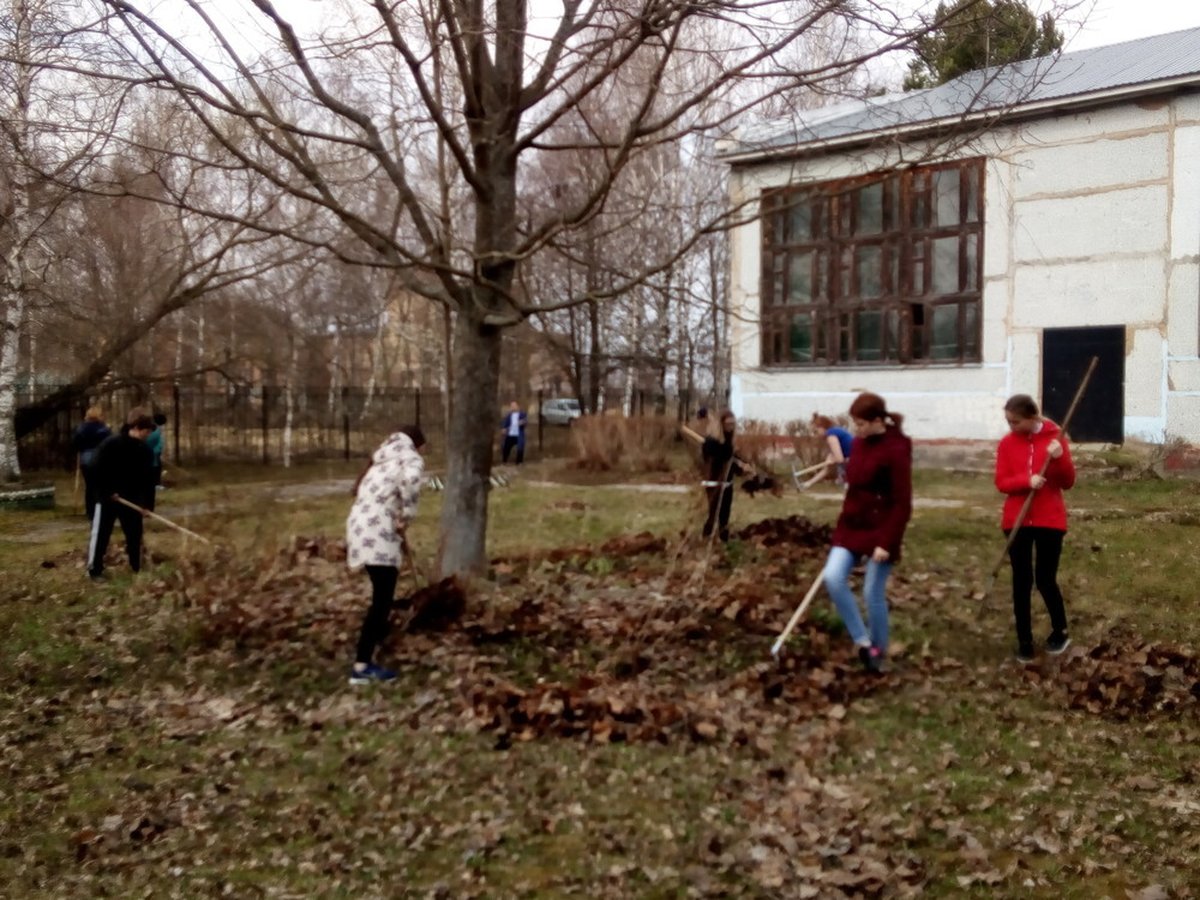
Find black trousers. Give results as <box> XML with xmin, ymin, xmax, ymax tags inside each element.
<box><xmin>1005</xmin><ymin>526</ymin><xmax>1068</xmax><ymax>647</ymax></box>
<box><xmin>82</xmin><ymin>469</ymin><xmax>103</xmax><ymax>520</ymax></box>
<box><xmin>88</xmin><ymin>501</ymin><xmax>144</xmax><ymax>575</ymax></box>
<box><xmin>355</xmin><ymin>565</ymin><xmax>398</xmax><ymax>665</ymax></box>
<box><xmin>501</xmin><ymin>435</ymin><xmax>524</xmax><ymax>464</ymax></box>
<box><xmin>703</xmin><ymin>484</ymin><xmax>734</xmax><ymax>541</ymax></box>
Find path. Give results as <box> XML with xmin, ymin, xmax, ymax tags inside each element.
<box><xmin>3</xmin><ymin>474</ymin><xmax>965</xmax><ymax>546</ymax></box>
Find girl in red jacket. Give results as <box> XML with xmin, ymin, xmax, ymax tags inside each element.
<box><xmin>822</xmin><ymin>393</ymin><xmax>913</xmax><ymax>674</ymax></box>
<box><xmin>995</xmin><ymin>394</ymin><xmax>1075</xmax><ymax>662</ymax></box>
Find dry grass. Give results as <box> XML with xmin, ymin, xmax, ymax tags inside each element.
<box><xmin>569</xmin><ymin>414</ymin><xmax>680</xmax><ymax>472</ymax></box>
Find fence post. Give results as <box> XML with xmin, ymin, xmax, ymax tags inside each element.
<box><xmin>342</xmin><ymin>386</ymin><xmax>351</xmax><ymax>461</ymax></box>
<box><xmin>261</xmin><ymin>385</ymin><xmax>270</xmax><ymax>465</ymax></box>
<box><xmin>414</xmin><ymin>387</ymin><xmax>421</xmax><ymax>427</ymax></box>
<box><xmin>172</xmin><ymin>383</ymin><xmax>182</xmax><ymax>466</ymax></box>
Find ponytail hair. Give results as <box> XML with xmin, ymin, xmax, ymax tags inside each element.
<box><xmin>849</xmin><ymin>392</ymin><xmax>904</xmax><ymax>432</ymax></box>
<box><xmin>812</xmin><ymin>413</ymin><xmax>835</xmax><ymax>431</ymax></box>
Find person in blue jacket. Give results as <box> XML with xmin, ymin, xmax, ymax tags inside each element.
<box><xmin>143</xmin><ymin>412</ymin><xmax>167</xmax><ymax>508</ymax></box>
<box><xmin>73</xmin><ymin>406</ymin><xmax>112</xmax><ymax>519</ymax></box>
<box><xmin>499</xmin><ymin>400</ymin><xmax>527</xmax><ymax>465</ymax></box>
<box><xmin>804</xmin><ymin>413</ymin><xmax>853</xmax><ymax>488</ymax></box>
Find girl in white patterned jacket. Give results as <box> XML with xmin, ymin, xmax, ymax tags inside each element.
<box><xmin>346</xmin><ymin>425</ymin><xmax>426</xmax><ymax>684</ymax></box>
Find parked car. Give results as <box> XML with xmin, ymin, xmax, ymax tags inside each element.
<box><xmin>540</xmin><ymin>397</ymin><xmax>582</xmax><ymax>426</ymax></box>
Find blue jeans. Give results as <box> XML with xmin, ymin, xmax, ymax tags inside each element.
<box><xmin>822</xmin><ymin>545</ymin><xmax>892</xmax><ymax>651</ymax></box>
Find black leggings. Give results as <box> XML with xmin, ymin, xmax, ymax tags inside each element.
<box><xmin>355</xmin><ymin>565</ymin><xmax>398</xmax><ymax>665</ymax></box>
<box><xmin>1005</xmin><ymin>526</ymin><xmax>1068</xmax><ymax>646</ymax></box>
<box><xmin>703</xmin><ymin>484</ymin><xmax>734</xmax><ymax>541</ymax></box>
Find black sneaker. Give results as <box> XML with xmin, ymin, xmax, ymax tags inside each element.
<box><xmin>1046</xmin><ymin>633</ymin><xmax>1071</xmax><ymax>655</ymax></box>
<box><xmin>88</xmin><ymin>571</ymin><xmax>106</xmax><ymax>583</ymax></box>
<box><xmin>858</xmin><ymin>644</ymin><xmax>884</xmax><ymax>674</ymax></box>
<box><xmin>1016</xmin><ymin>643</ymin><xmax>1035</xmax><ymax>663</ymax></box>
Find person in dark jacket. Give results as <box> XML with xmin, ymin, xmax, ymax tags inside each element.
<box><xmin>996</xmin><ymin>394</ymin><xmax>1076</xmax><ymax>662</ymax></box>
<box><xmin>821</xmin><ymin>392</ymin><xmax>913</xmax><ymax>673</ymax></box>
<box><xmin>499</xmin><ymin>401</ymin><xmax>527</xmax><ymax>464</ymax></box>
<box><xmin>72</xmin><ymin>406</ymin><xmax>112</xmax><ymax>520</ymax></box>
<box><xmin>701</xmin><ymin>409</ymin><xmax>750</xmax><ymax>542</ymax></box>
<box><xmin>86</xmin><ymin>410</ymin><xmax>157</xmax><ymax>581</ymax></box>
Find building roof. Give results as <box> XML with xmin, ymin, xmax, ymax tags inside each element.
<box><xmin>722</xmin><ymin>26</ymin><xmax>1200</xmax><ymax>164</ymax></box>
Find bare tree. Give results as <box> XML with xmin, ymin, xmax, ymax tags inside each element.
<box><xmin>87</xmin><ymin>0</ymin><xmax>982</xmax><ymax>575</ymax></box>
<box><xmin>0</xmin><ymin>0</ymin><xmax>122</xmax><ymax>480</ymax></box>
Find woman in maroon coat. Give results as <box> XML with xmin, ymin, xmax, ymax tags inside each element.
<box><xmin>996</xmin><ymin>394</ymin><xmax>1075</xmax><ymax>662</ymax></box>
<box><xmin>821</xmin><ymin>393</ymin><xmax>913</xmax><ymax>673</ymax></box>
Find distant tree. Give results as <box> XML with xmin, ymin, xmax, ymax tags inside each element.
<box><xmin>904</xmin><ymin>0</ymin><xmax>1064</xmax><ymax>90</ymax></box>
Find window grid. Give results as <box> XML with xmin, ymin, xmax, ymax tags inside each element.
<box><xmin>760</xmin><ymin>159</ymin><xmax>984</xmax><ymax>367</ymax></box>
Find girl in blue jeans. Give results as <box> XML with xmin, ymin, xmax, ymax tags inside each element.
<box><xmin>821</xmin><ymin>393</ymin><xmax>913</xmax><ymax>673</ymax></box>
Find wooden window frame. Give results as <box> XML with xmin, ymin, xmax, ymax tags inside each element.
<box><xmin>760</xmin><ymin>158</ymin><xmax>984</xmax><ymax>367</ymax></box>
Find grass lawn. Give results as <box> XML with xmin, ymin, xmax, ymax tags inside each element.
<box><xmin>1</xmin><ymin>455</ymin><xmax>1197</xmax><ymax>898</ymax></box>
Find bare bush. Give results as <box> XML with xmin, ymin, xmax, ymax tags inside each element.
<box><xmin>571</xmin><ymin>415</ymin><xmax>678</xmax><ymax>473</ymax></box>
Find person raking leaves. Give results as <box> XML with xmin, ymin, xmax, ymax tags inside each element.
<box><xmin>346</xmin><ymin>425</ymin><xmax>426</xmax><ymax>685</ymax></box>
<box><xmin>700</xmin><ymin>409</ymin><xmax>755</xmax><ymax>542</ymax></box>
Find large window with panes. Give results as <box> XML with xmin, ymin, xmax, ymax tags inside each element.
<box><xmin>760</xmin><ymin>158</ymin><xmax>983</xmax><ymax>366</ymax></box>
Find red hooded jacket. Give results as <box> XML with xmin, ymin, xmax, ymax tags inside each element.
<box><xmin>831</xmin><ymin>425</ymin><xmax>913</xmax><ymax>561</ymax></box>
<box><xmin>994</xmin><ymin>419</ymin><xmax>1075</xmax><ymax>531</ymax></box>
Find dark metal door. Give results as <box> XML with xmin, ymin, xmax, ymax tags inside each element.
<box><xmin>1041</xmin><ymin>326</ymin><xmax>1124</xmax><ymax>443</ymax></box>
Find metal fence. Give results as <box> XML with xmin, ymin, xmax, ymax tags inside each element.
<box><xmin>18</xmin><ymin>383</ymin><xmax>448</xmax><ymax>471</ymax></box>
<box><xmin>17</xmin><ymin>380</ymin><xmax>711</xmax><ymax>472</ymax></box>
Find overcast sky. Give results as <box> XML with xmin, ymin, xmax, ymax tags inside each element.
<box><xmin>1062</xmin><ymin>0</ymin><xmax>1199</xmax><ymax>50</ymax></box>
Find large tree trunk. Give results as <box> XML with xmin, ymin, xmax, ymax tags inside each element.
<box><xmin>437</xmin><ymin>311</ymin><xmax>501</xmax><ymax>577</ymax></box>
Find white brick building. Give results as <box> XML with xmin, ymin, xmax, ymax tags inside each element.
<box><xmin>721</xmin><ymin>28</ymin><xmax>1200</xmax><ymax>444</ymax></box>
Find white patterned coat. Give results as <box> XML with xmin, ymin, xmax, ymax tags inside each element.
<box><xmin>346</xmin><ymin>432</ymin><xmax>424</xmax><ymax>570</ymax></box>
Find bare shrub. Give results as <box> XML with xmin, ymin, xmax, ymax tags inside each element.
<box><xmin>734</xmin><ymin>419</ymin><xmax>781</xmax><ymax>469</ymax></box>
<box><xmin>571</xmin><ymin>415</ymin><xmax>678</xmax><ymax>472</ymax></box>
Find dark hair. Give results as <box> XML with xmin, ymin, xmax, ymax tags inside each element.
<box><xmin>153</xmin><ymin>412</ymin><xmax>167</xmax><ymax>426</ymax></box>
<box><xmin>696</xmin><ymin>406</ymin><xmax>708</xmax><ymax>419</ymax></box>
<box><xmin>1004</xmin><ymin>394</ymin><xmax>1039</xmax><ymax>418</ymax></box>
<box><xmin>849</xmin><ymin>392</ymin><xmax>904</xmax><ymax>432</ymax></box>
<box><xmin>812</xmin><ymin>413</ymin><xmax>835</xmax><ymax>431</ymax></box>
<box><xmin>399</xmin><ymin>424</ymin><xmax>426</xmax><ymax>448</ymax></box>
<box><xmin>126</xmin><ymin>413</ymin><xmax>156</xmax><ymax>431</ymax></box>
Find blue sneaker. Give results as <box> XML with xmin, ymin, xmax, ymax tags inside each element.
<box><xmin>348</xmin><ymin>663</ymin><xmax>396</xmax><ymax>685</ymax></box>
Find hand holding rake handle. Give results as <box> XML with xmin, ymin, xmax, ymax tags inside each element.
<box><xmin>113</xmin><ymin>496</ymin><xmax>212</xmax><ymax>545</ymax></box>
<box><xmin>792</xmin><ymin>459</ymin><xmax>836</xmax><ymax>479</ymax></box>
<box><xmin>770</xmin><ymin>569</ymin><xmax>825</xmax><ymax>657</ymax></box>
<box><xmin>678</xmin><ymin>424</ymin><xmax>756</xmax><ymax>475</ymax></box>
<box><xmin>985</xmin><ymin>355</ymin><xmax>1098</xmax><ymax>588</ymax></box>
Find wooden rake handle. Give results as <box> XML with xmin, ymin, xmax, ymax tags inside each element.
<box><xmin>114</xmin><ymin>496</ymin><xmax>212</xmax><ymax>545</ymax></box>
<box><xmin>771</xmin><ymin>568</ymin><xmax>825</xmax><ymax>657</ymax></box>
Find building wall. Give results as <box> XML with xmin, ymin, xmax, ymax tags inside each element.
<box><xmin>728</xmin><ymin>93</ymin><xmax>1200</xmax><ymax>442</ymax></box>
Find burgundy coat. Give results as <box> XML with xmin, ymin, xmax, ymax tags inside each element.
<box><xmin>831</xmin><ymin>425</ymin><xmax>913</xmax><ymax>562</ymax></box>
